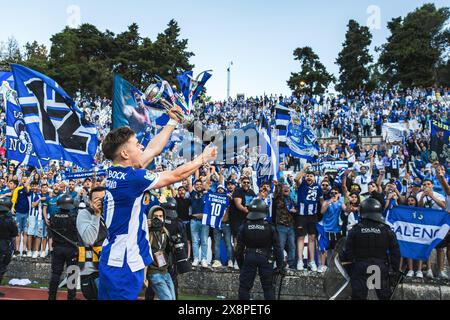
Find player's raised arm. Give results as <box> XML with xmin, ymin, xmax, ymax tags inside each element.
<box><xmin>152</xmin><ymin>145</ymin><xmax>218</xmax><ymax>190</ymax></box>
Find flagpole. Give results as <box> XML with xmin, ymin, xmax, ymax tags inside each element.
<box><xmin>37</xmin><ymin>158</ymin><xmax>45</xmax><ymax>173</ymax></box>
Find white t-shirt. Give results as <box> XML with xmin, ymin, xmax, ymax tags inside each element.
<box><xmin>417</xmin><ymin>191</ymin><xmax>445</xmax><ymax>210</ymax></box>
<box><xmin>354</xmin><ymin>170</ymin><xmax>372</xmax><ymax>195</ymax></box>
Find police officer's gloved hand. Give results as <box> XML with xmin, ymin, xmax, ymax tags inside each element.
<box><xmin>275</xmin><ymin>267</ymin><xmax>287</xmax><ymax>276</ymax></box>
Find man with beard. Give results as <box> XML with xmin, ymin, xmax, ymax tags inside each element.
<box><xmin>229</xmin><ymin>176</ymin><xmax>256</xmax><ymax>253</ymax></box>
<box><xmin>295</xmin><ymin>168</ymin><xmax>324</xmax><ymax>272</ymax></box>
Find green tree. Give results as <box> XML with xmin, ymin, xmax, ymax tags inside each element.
<box><xmin>378</xmin><ymin>3</ymin><xmax>450</xmax><ymax>88</ymax></box>
<box><xmin>288</xmin><ymin>46</ymin><xmax>335</xmax><ymax>96</ymax></box>
<box><xmin>335</xmin><ymin>20</ymin><xmax>373</xmax><ymax>94</ymax></box>
<box><xmin>111</xmin><ymin>23</ymin><xmax>143</xmax><ymax>87</ymax></box>
<box><xmin>1</xmin><ymin>20</ymin><xmax>196</xmax><ymax>98</ymax></box>
<box><xmin>48</xmin><ymin>24</ymin><xmax>115</xmax><ymax>97</ymax></box>
<box><xmin>151</xmin><ymin>19</ymin><xmax>195</xmax><ymax>86</ymax></box>
<box><xmin>48</xmin><ymin>27</ymin><xmax>82</xmax><ymax>96</ymax></box>
<box><xmin>22</xmin><ymin>41</ymin><xmax>49</xmax><ymax>74</ymax></box>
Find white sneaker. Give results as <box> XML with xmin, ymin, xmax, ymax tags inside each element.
<box><xmin>212</xmin><ymin>260</ymin><xmax>222</xmax><ymax>268</ymax></box>
<box><xmin>415</xmin><ymin>271</ymin><xmax>424</xmax><ymax>279</ymax></box>
<box><xmin>406</xmin><ymin>270</ymin><xmax>415</xmax><ymax>277</ymax></box>
<box><xmin>26</xmin><ymin>251</ymin><xmax>32</xmax><ymax>258</ymax></box>
<box><xmin>296</xmin><ymin>261</ymin><xmax>304</xmax><ymax>271</ymax></box>
<box><xmin>438</xmin><ymin>271</ymin><xmax>449</xmax><ymax>280</ymax></box>
<box><xmin>32</xmin><ymin>251</ymin><xmax>39</xmax><ymax>259</ymax></box>
<box><xmin>317</xmin><ymin>265</ymin><xmax>328</xmax><ymax>273</ymax></box>
<box><xmin>192</xmin><ymin>259</ymin><xmax>199</xmax><ymax>267</ymax></box>
<box><xmin>201</xmin><ymin>260</ymin><xmax>209</xmax><ymax>268</ymax></box>
<box><xmin>233</xmin><ymin>261</ymin><xmax>240</xmax><ymax>270</ymax></box>
<box><xmin>308</xmin><ymin>261</ymin><xmax>318</xmax><ymax>272</ymax></box>
<box><xmin>227</xmin><ymin>260</ymin><xmax>234</xmax><ymax>268</ymax></box>
<box><xmin>426</xmin><ymin>269</ymin><xmax>434</xmax><ymax>279</ymax></box>
<box><xmin>40</xmin><ymin>251</ymin><xmax>47</xmax><ymax>259</ymax></box>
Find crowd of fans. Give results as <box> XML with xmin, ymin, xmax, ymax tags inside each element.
<box><xmin>0</xmin><ymin>86</ymin><xmax>449</xmax><ymax>286</ymax></box>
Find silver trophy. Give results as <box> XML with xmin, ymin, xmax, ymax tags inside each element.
<box><xmin>145</xmin><ymin>81</ymin><xmax>193</xmax><ymax>127</ymax></box>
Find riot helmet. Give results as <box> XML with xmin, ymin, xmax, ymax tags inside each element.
<box><xmin>360</xmin><ymin>198</ymin><xmax>384</xmax><ymax>223</ymax></box>
<box><xmin>246</xmin><ymin>198</ymin><xmax>269</xmax><ymax>221</ymax></box>
<box><xmin>57</xmin><ymin>194</ymin><xmax>76</xmax><ymax>211</ymax></box>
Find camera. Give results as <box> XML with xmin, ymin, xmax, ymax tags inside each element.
<box><xmin>170</xmin><ymin>234</ymin><xmax>192</xmax><ymax>274</ymax></box>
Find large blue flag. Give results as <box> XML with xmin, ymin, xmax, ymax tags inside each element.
<box><xmin>1</xmin><ymin>81</ymin><xmax>43</xmax><ymax>167</ymax></box>
<box><xmin>275</xmin><ymin>104</ymin><xmax>318</xmax><ymax>161</ymax></box>
<box><xmin>11</xmin><ymin>64</ymin><xmax>98</xmax><ymax>169</ymax></box>
<box><xmin>386</xmin><ymin>206</ymin><xmax>450</xmax><ymax>261</ymax></box>
<box><xmin>112</xmin><ymin>75</ymin><xmax>169</xmax><ymax>147</ymax></box>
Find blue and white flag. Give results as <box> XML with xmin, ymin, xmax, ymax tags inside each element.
<box><xmin>202</xmin><ymin>192</ymin><xmax>229</xmax><ymax>229</ymax></box>
<box><xmin>276</xmin><ymin>104</ymin><xmax>318</xmax><ymax>161</ymax></box>
<box><xmin>386</xmin><ymin>206</ymin><xmax>450</xmax><ymax>261</ymax></box>
<box><xmin>176</xmin><ymin>70</ymin><xmax>212</xmax><ymax>111</ymax></box>
<box><xmin>1</xmin><ymin>81</ymin><xmax>43</xmax><ymax>167</ymax></box>
<box><xmin>112</xmin><ymin>75</ymin><xmax>168</xmax><ymax>147</ymax></box>
<box><xmin>257</xmin><ymin>114</ymin><xmax>278</xmax><ymax>188</ymax></box>
<box><xmin>11</xmin><ymin>64</ymin><xmax>98</xmax><ymax>169</ymax></box>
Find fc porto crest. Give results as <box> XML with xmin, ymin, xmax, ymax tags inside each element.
<box><xmin>11</xmin><ymin>119</ymin><xmax>33</xmax><ymax>156</ymax></box>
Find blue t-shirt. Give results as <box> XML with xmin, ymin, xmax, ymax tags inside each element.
<box><xmin>322</xmin><ymin>199</ymin><xmax>343</xmax><ymax>233</ymax></box>
<box><xmin>46</xmin><ymin>193</ymin><xmax>61</xmax><ymax>218</ymax></box>
<box><xmin>101</xmin><ymin>166</ymin><xmax>160</xmax><ymax>272</ymax></box>
<box><xmin>296</xmin><ymin>179</ymin><xmax>323</xmax><ymax>216</ymax></box>
<box><xmin>202</xmin><ymin>192</ymin><xmax>229</xmax><ymax>229</ymax></box>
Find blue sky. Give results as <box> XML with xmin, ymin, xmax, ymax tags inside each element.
<box><xmin>1</xmin><ymin>0</ymin><xmax>449</xmax><ymax>100</ymax></box>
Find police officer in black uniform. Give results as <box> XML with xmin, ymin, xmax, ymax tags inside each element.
<box><xmin>342</xmin><ymin>198</ymin><xmax>400</xmax><ymax>300</ymax></box>
<box><xmin>48</xmin><ymin>194</ymin><xmax>79</xmax><ymax>300</ymax></box>
<box><xmin>235</xmin><ymin>199</ymin><xmax>284</xmax><ymax>300</ymax></box>
<box><xmin>0</xmin><ymin>198</ymin><xmax>18</xmax><ymax>297</ymax></box>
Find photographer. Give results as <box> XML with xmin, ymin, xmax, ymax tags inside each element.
<box><xmin>162</xmin><ymin>198</ymin><xmax>190</xmax><ymax>299</ymax></box>
<box><xmin>145</xmin><ymin>205</ymin><xmax>176</xmax><ymax>300</ymax></box>
<box><xmin>76</xmin><ymin>186</ymin><xmax>107</xmax><ymax>300</ymax></box>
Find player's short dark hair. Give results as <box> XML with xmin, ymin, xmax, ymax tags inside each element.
<box><xmin>102</xmin><ymin>127</ymin><xmax>136</xmax><ymax>161</ymax></box>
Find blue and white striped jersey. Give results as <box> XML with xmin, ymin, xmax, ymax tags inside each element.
<box><xmin>101</xmin><ymin>166</ymin><xmax>160</xmax><ymax>272</ymax></box>
<box><xmin>202</xmin><ymin>192</ymin><xmax>229</xmax><ymax>229</ymax></box>
<box><xmin>296</xmin><ymin>179</ymin><xmax>323</xmax><ymax>216</ymax></box>
<box><xmin>29</xmin><ymin>192</ymin><xmax>42</xmax><ymax>220</ymax></box>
